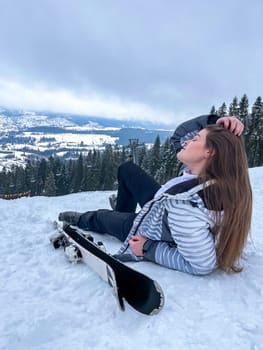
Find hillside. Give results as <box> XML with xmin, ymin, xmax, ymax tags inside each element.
<box><xmin>1</xmin><ymin>167</ymin><xmax>263</xmax><ymax>350</ymax></box>
<box><xmin>0</xmin><ymin>107</ymin><xmax>173</xmax><ymax>171</ymax></box>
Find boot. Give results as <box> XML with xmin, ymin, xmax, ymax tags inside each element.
<box><xmin>109</xmin><ymin>194</ymin><xmax>117</xmax><ymax>210</ymax></box>
<box><xmin>58</xmin><ymin>211</ymin><xmax>82</xmax><ymax>226</ymax></box>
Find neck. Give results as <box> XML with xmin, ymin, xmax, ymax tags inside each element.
<box><xmin>187</xmin><ymin>161</ymin><xmax>206</xmax><ymax>176</ymax></box>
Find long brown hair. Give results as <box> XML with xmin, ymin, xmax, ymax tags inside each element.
<box><xmin>200</xmin><ymin>124</ymin><xmax>252</xmax><ymax>272</ymax></box>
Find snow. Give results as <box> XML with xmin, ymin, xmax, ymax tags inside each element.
<box><xmin>1</xmin><ymin>167</ymin><xmax>263</xmax><ymax>350</ymax></box>
<box><xmin>0</xmin><ymin>113</ymin><xmax>75</xmax><ymax>130</ymax></box>
<box><xmin>22</xmin><ymin>131</ymin><xmax>118</xmax><ymax>145</ymax></box>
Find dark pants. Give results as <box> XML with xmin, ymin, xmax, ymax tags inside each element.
<box><xmin>78</xmin><ymin>162</ymin><xmax>161</xmax><ymax>241</ymax></box>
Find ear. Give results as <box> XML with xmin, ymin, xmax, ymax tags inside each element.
<box><xmin>205</xmin><ymin>148</ymin><xmax>215</xmax><ymax>158</ymax></box>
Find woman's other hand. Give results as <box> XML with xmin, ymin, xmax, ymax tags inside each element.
<box><xmin>129</xmin><ymin>236</ymin><xmax>147</xmax><ymax>256</ymax></box>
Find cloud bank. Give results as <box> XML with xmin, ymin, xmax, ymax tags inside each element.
<box><xmin>0</xmin><ymin>0</ymin><xmax>262</xmax><ymax>124</ymax></box>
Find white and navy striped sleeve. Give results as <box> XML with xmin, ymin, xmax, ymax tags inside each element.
<box><xmin>144</xmin><ymin>202</ymin><xmax>217</xmax><ymax>275</ymax></box>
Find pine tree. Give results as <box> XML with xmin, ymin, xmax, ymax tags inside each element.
<box><xmin>100</xmin><ymin>145</ymin><xmax>117</xmax><ymax>190</ymax></box>
<box><xmin>0</xmin><ymin>168</ymin><xmax>8</xmax><ymax>194</ymax></box>
<box><xmin>210</xmin><ymin>105</ymin><xmax>217</xmax><ymax>115</ymax></box>
<box><xmin>141</xmin><ymin>149</ymin><xmax>151</xmax><ymax>175</ymax></box>
<box><xmin>88</xmin><ymin>150</ymin><xmax>101</xmax><ymax>190</ymax></box>
<box><xmin>218</xmin><ymin>102</ymin><xmax>227</xmax><ymax>117</ymax></box>
<box><xmin>43</xmin><ymin>171</ymin><xmax>57</xmax><ymax>196</ymax></box>
<box><xmin>166</xmin><ymin>140</ymin><xmax>181</xmax><ymax>178</ymax></box>
<box><xmin>37</xmin><ymin>159</ymin><xmax>48</xmax><ymax>195</ymax></box>
<box><xmin>239</xmin><ymin>94</ymin><xmax>249</xmax><ymax>132</ymax></box>
<box><xmin>7</xmin><ymin>166</ymin><xmax>16</xmax><ymax>194</ymax></box>
<box><xmin>67</xmin><ymin>159</ymin><xmax>75</xmax><ymax>193</ymax></box>
<box><xmin>72</xmin><ymin>153</ymin><xmax>84</xmax><ymax>192</ymax></box>
<box><xmin>155</xmin><ymin>138</ymin><xmax>170</xmax><ymax>184</ymax></box>
<box><xmin>229</xmin><ymin>96</ymin><xmax>239</xmax><ymax>116</ymax></box>
<box><xmin>248</xmin><ymin>97</ymin><xmax>263</xmax><ymax>167</ymax></box>
<box><xmin>14</xmin><ymin>166</ymin><xmax>26</xmax><ymax>193</ymax></box>
<box><xmin>149</xmin><ymin>135</ymin><xmax>161</xmax><ymax>179</ymax></box>
<box><xmin>24</xmin><ymin>161</ymin><xmax>38</xmax><ymax>195</ymax></box>
<box><xmin>136</xmin><ymin>144</ymin><xmax>147</xmax><ymax>167</ymax></box>
<box><xmin>55</xmin><ymin>164</ymin><xmax>68</xmax><ymax>195</ymax></box>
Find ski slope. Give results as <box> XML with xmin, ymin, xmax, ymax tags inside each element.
<box><xmin>1</xmin><ymin>167</ymin><xmax>263</xmax><ymax>350</ymax></box>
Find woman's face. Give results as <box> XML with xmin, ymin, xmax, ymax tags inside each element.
<box><xmin>177</xmin><ymin>129</ymin><xmax>213</xmax><ymax>174</ymax></box>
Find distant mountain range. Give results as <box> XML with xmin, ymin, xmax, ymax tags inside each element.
<box><xmin>0</xmin><ymin>106</ymin><xmax>174</xmax><ymax>145</ymax></box>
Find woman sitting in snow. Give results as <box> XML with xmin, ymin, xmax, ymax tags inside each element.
<box><xmin>58</xmin><ymin>114</ymin><xmax>252</xmax><ymax>275</ymax></box>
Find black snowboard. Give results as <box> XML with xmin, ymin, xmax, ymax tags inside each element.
<box><xmin>51</xmin><ymin>223</ymin><xmax>164</xmax><ymax>315</ymax></box>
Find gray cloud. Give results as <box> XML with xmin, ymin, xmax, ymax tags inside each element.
<box><xmin>0</xmin><ymin>0</ymin><xmax>263</xmax><ymax>123</ymax></box>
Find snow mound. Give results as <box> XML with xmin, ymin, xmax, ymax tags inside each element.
<box><xmin>1</xmin><ymin>168</ymin><xmax>263</xmax><ymax>350</ymax></box>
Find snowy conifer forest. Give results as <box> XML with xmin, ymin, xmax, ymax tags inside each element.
<box><xmin>1</xmin><ymin>94</ymin><xmax>263</xmax><ymax>200</ymax></box>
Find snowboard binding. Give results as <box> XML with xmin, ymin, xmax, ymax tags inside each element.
<box><xmin>64</xmin><ymin>243</ymin><xmax>82</xmax><ymax>263</ymax></box>
<box><xmin>49</xmin><ymin>232</ymin><xmax>68</xmax><ymax>249</ymax></box>
<box><xmin>50</xmin><ymin>221</ymin><xmax>107</xmax><ymax>262</ymax></box>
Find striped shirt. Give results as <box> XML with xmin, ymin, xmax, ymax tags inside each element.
<box><xmin>117</xmin><ymin>182</ymin><xmax>217</xmax><ymax>275</ymax></box>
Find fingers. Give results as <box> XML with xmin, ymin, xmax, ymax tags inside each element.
<box><xmin>216</xmin><ymin>116</ymin><xmax>244</xmax><ymax>136</ymax></box>
<box><xmin>218</xmin><ymin>117</ymin><xmax>229</xmax><ymax>129</ymax></box>
<box><xmin>129</xmin><ymin>236</ymin><xmax>140</xmax><ymax>243</ymax></box>
<box><xmin>128</xmin><ymin>236</ymin><xmax>146</xmax><ymax>256</ymax></box>
<box><xmin>227</xmin><ymin>117</ymin><xmax>244</xmax><ymax>135</ymax></box>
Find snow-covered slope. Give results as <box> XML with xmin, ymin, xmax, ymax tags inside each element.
<box><xmin>0</xmin><ymin>112</ymin><xmax>75</xmax><ymax>131</ymax></box>
<box><xmin>1</xmin><ymin>167</ymin><xmax>263</xmax><ymax>350</ymax></box>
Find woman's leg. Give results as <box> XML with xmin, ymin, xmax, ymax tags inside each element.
<box><xmin>58</xmin><ymin>162</ymin><xmax>159</xmax><ymax>240</ymax></box>
<box><xmin>115</xmin><ymin>162</ymin><xmax>161</xmax><ymax>212</ymax></box>
<box><xmin>78</xmin><ymin>209</ymin><xmax>136</xmax><ymax>242</ymax></box>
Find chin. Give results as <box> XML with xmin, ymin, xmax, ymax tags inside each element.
<box><xmin>177</xmin><ymin>150</ymin><xmax>185</xmax><ymax>162</ymax></box>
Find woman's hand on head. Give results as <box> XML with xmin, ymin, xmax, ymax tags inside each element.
<box><xmin>128</xmin><ymin>236</ymin><xmax>147</xmax><ymax>256</ymax></box>
<box><xmin>216</xmin><ymin>116</ymin><xmax>244</xmax><ymax>136</ymax></box>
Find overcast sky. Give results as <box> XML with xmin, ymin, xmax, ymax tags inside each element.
<box><xmin>0</xmin><ymin>0</ymin><xmax>262</xmax><ymax>125</ymax></box>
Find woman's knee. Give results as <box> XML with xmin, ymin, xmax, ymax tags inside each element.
<box><xmin>118</xmin><ymin>161</ymin><xmax>137</xmax><ymax>179</ymax></box>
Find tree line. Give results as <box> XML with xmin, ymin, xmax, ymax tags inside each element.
<box><xmin>0</xmin><ymin>94</ymin><xmax>262</xmax><ymax>198</ymax></box>
<box><xmin>211</xmin><ymin>94</ymin><xmax>263</xmax><ymax>167</ymax></box>
<box><xmin>0</xmin><ymin>138</ymin><xmax>179</xmax><ymax>197</ymax></box>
